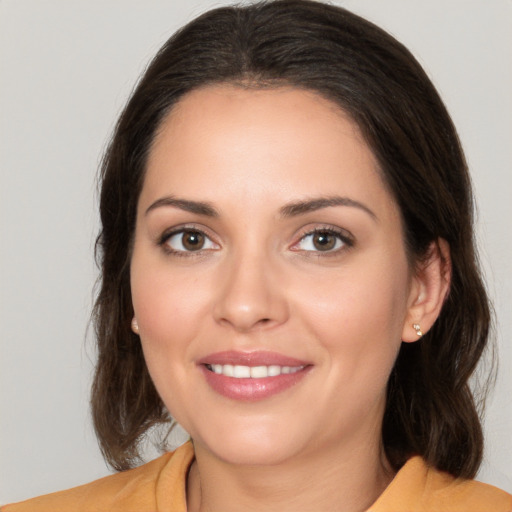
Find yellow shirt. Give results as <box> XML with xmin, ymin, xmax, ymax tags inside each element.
<box><xmin>2</xmin><ymin>442</ymin><xmax>511</xmax><ymax>512</ymax></box>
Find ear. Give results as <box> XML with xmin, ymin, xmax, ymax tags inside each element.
<box><xmin>401</xmin><ymin>238</ymin><xmax>451</xmax><ymax>342</ymax></box>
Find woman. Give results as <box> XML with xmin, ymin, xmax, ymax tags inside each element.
<box><xmin>3</xmin><ymin>1</ymin><xmax>511</xmax><ymax>510</ymax></box>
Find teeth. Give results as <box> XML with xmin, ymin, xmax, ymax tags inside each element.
<box><xmin>268</xmin><ymin>365</ymin><xmax>281</xmax><ymax>377</ymax></box>
<box><xmin>207</xmin><ymin>364</ymin><xmax>304</xmax><ymax>378</ymax></box>
<box><xmin>233</xmin><ymin>365</ymin><xmax>251</xmax><ymax>378</ymax></box>
<box><xmin>250</xmin><ymin>366</ymin><xmax>268</xmax><ymax>378</ymax></box>
<box><xmin>223</xmin><ymin>364</ymin><xmax>234</xmax><ymax>377</ymax></box>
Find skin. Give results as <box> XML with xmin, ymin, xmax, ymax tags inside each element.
<box><xmin>130</xmin><ymin>85</ymin><xmax>450</xmax><ymax>512</ymax></box>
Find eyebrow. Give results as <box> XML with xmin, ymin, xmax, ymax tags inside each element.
<box><xmin>145</xmin><ymin>195</ymin><xmax>376</xmax><ymax>221</ymax></box>
<box><xmin>145</xmin><ymin>196</ymin><xmax>219</xmax><ymax>217</ymax></box>
<box><xmin>279</xmin><ymin>196</ymin><xmax>377</xmax><ymax>220</ymax></box>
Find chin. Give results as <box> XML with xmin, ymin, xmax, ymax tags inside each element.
<box><xmin>214</xmin><ymin>438</ymin><xmax>303</xmax><ymax>466</ymax></box>
<box><xmin>191</xmin><ymin>418</ymin><xmax>311</xmax><ymax>466</ymax></box>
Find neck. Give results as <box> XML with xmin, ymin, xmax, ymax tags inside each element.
<box><xmin>187</xmin><ymin>431</ymin><xmax>394</xmax><ymax>512</ymax></box>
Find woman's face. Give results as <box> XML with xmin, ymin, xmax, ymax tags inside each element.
<box><xmin>131</xmin><ymin>85</ymin><xmax>419</xmax><ymax>466</ymax></box>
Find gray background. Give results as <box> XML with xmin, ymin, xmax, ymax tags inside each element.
<box><xmin>1</xmin><ymin>0</ymin><xmax>511</xmax><ymax>503</ymax></box>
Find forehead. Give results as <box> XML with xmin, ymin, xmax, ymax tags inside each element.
<box><xmin>149</xmin><ymin>84</ymin><xmax>368</xmax><ymax>168</ymax></box>
<box><xmin>141</xmin><ymin>85</ymin><xmax>397</xmax><ymax>221</ymax></box>
<box><xmin>153</xmin><ymin>84</ymin><xmax>363</xmax><ymax>155</ymax></box>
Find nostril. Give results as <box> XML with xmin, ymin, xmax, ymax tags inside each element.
<box><xmin>254</xmin><ymin>318</ymin><xmax>274</xmax><ymax>329</ymax></box>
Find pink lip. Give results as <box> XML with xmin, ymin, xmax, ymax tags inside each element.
<box><xmin>198</xmin><ymin>350</ymin><xmax>309</xmax><ymax>367</ymax></box>
<box><xmin>198</xmin><ymin>351</ymin><xmax>312</xmax><ymax>401</ymax></box>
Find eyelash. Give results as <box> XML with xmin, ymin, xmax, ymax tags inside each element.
<box><xmin>158</xmin><ymin>225</ymin><xmax>354</xmax><ymax>257</ymax></box>
<box><xmin>291</xmin><ymin>226</ymin><xmax>354</xmax><ymax>256</ymax></box>
<box><xmin>158</xmin><ymin>225</ymin><xmax>218</xmax><ymax>257</ymax></box>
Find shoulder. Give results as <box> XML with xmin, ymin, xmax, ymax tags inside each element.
<box><xmin>370</xmin><ymin>456</ymin><xmax>512</xmax><ymax>512</ymax></box>
<box><xmin>1</xmin><ymin>442</ymin><xmax>194</xmax><ymax>512</ymax></box>
<box><xmin>422</xmin><ymin>468</ymin><xmax>512</xmax><ymax>512</ymax></box>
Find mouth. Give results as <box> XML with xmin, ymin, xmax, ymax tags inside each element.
<box><xmin>199</xmin><ymin>351</ymin><xmax>312</xmax><ymax>401</ymax></box>
<box><xmin>205</xmin><ymin>363</ymin><xmax>305</xmax><ymax>378</ymax></box>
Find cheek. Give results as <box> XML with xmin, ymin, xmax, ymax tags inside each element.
<box><xmin>131</xmin><ymin>258</ymin><xmax>210</xmax><ymax>351</ymax></box>
<box><xmin>130</xmin><ymin>272</ymin><xmax>196</xmax><ymax>415</ymax></box>
<box><xmin>130</xmin><ymin>258</ymin><xmax>209</xmax><ymax>419</ymax></box>
<box><xmin>298</xmin><ymin>257</ymin><xmax>410</xmax><ymax>380</ymax></box>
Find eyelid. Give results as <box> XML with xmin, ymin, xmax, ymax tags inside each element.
<box><xmin>290</xmin><ymin>225</ymin><xmax>354</xmax><ymax>253</ymax></box>
<box><xmin>158</xmin><ymin>224</ymin><xmax>220</xmax><ymax>254</ymax></box>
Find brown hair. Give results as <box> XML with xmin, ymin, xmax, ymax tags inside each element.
<box><xmin>92</xmin><ymin>0</ymin><xmax>492</xmax><ymax>477</ymax></box>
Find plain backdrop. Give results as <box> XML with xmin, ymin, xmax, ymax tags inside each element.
<box><xmin>1</xmin><ymin>0</ymin><xmax>511</xmax><ymax>503</ymax></box>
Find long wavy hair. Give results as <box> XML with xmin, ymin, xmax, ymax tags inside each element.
<box><xmin>92</xmin><ymin>0</ymin><xmax>492</xmax><ymax>477</ymax></box>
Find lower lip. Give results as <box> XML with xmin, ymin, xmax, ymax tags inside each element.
<box><xmin>200</xmin><ymin>366</ymin><xmax>311</xmax><ymax>401</ymax></box>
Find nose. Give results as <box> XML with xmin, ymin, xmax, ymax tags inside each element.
<box><xmin>212</xmin><ymin>252</ymin><xmax>289</xmax><ymax>333</ymax></box>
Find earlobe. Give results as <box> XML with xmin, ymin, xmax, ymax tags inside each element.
<box><xmin>402</xmin><ymin>238</ymin><xmax>451</xmax><ymax>343</ymax></box>
<box><xmin>131</xmin><ymin>317</ymin><xmax>140</xmax><ymax>335</ymax></box>
<box><xmin>412</xmin><ymin>323</ymin><xmax>423</xmax><ymax>337</ymax></box>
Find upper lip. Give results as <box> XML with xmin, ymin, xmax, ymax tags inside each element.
<box><xmin>197</xmin><ymin>350</ymin><xmax>310</xmax><ymax>367</ymax></box>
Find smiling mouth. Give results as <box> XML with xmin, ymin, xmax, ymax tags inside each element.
<box><xmin>198</xmin><ymin>350</ymin><xmax>312</xmax><ymax>400</ymax></box>
<box><xmin>205</xmin><ymin>364</ymin><xmax>306</xmax><ymax>379</ymax></box>
<box><xmin>200</xmin><ymin>355</ymin><xmax>311</xmax><ymax>400</ymax></box>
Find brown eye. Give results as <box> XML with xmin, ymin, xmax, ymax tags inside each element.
<box><xmin>294</xmin><ymin>229</ymin><xmax>349</xmax><ymax>253</ymax></box>
<box><xmin>164</xmin><ymin>229</ymin><xmax>217</xmax><ymax>253</ymax></box>
<box><xmin>182</xmin><ymin>231</ymin><xmax>205</xmax><ymax>251</ymax></box>
<box><xmin>312</xmin><ymin>232</ymin><xmax>337</xmax><ymax>251</ymax></box>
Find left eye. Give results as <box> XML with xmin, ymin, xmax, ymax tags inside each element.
<box><xmin>164</xmin><ymin>230</ymin><xmax>217</xmax><ymax>252</ymax></box>
<box><xmin>294</xmin><ymin>230</ymin><xmax>346</xmax><ymax>252</ymax></box>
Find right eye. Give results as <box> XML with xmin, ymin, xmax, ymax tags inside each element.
<box><xmin>163</xmin><ymin>229</ymin><xmax>218</xmax><ymax>253</ymax></box>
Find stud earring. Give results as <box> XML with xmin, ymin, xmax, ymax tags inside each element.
<box><xmin>413</xmin><ymin>323</ymin><xmax>423</xmax><ymax>337</ymax></box>
<box><xmin>131</xmin><ymin>317</ymin><xmax>140</xmax><ymax>334</ymax></box>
